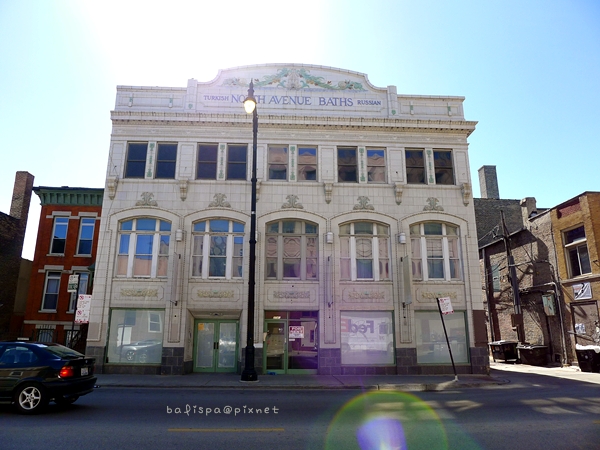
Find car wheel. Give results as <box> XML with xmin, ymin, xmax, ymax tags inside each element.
<box><xmin>138</xmin><ymin>351</ymin><xmax>148</xmax><ymax>363</ymax></box>
<box><xmin>125</xmin><ymin>350</ymin><xmax>136</xmax><ymax>361</ymax></box>
<box><xmin>55</xmin><ymin>395</ymin><xmax>79</xmax><ymax>406</ymax></box>
<box><xmin>14</xmin><ymin>383</ymin><xmax>48</xmax><ymax>415</ymax></box>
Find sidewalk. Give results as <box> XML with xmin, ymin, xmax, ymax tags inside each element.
<box><xmin>94</xmin><ymin>371</ymin><xmax>507</xmax><ymax>392</ymax></box>
<box><xmin>93</xmin><ymin>361</ymin><xmax>600</xmax><ymax>391</ymax></box>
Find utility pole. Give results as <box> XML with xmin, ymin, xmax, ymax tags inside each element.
<box><xmin>501</xmin><ymin>210</ymin><xmax>525</xmax><ymax>343</ymax></box>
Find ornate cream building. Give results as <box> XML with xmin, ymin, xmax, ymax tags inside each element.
<box><xmin>86</xmin><ymin>64</ymin><xmax>488</xmax><ymax>375</ymax></box>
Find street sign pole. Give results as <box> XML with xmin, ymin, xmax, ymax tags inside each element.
<box><xmin>437</xmin><ymin>297</ymin><xmax>458</xmax><ymax>381</ymax></box>
<box><xmin>68</xmin><ymin>274</ymin><xmax>80</xmax><ymax>348</ymax></box>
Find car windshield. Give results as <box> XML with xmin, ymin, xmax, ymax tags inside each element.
<box><xmin>35</xmin><ymin>343</ymin><xmax>84</xmax><ymax>359</ymax></box>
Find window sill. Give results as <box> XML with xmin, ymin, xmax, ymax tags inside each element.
<box><xmin>38</xmin><ymin>310</ymin><xmax>57</xmax><ymax>314</ymax></box>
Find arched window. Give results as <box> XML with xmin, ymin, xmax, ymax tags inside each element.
<box><xmin>340</xmin><ymin>222</ymin><xmax>390</xmax><ymax>281</ymax></box>
<box><xmin>192</xmin><ymin>219</ymin><xmax>244</xmax><ymax>279</ymax></box>
<box><xmin>265</xmin><ymin>220</ymin><xmax>318</xmax><ymax>280</ymax></box>
<box><xmin>410</xmin><ymin>222</ymin><xmax>461</xmax><ymax>281</ymax></box>
<box><xmin>117</xmin><ymin>218</ymin><xmax>171</xmax><ymax>278</ymax></box>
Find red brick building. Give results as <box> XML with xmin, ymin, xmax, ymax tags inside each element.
<box><xmin>22</xmin><ymin>186</ymin><xmax>103</xmax><ymax>350</ymax></box>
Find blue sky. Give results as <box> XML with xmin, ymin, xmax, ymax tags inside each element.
<box><xmin>1</xmin><ymin>0</ymin><xmax>599</xmax><ymax>260</ymax></box>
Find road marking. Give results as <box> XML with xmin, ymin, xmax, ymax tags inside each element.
<box><xmin>169</xmin><ymin>428</ymin><xmax>285</xmax><ymax>433</ymax></box>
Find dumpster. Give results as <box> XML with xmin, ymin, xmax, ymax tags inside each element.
<box><xmin>575</xmin><ymin>344</ymin><xmax>600</xmax><ymax>373</ymax></box>
<box><xmin>517</xmin><ymin>345</ymin><xmax>548</xmax><ymax>366</ymax></box>
<box><xmin>489</xmin><ymin>341</ymin><xmax>518</xmax><ymax>362</ymax></box>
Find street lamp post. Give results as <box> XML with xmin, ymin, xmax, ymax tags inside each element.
<box><xmin>241</xmin><ymin>80</ymin><xmax>259</xmax><ymax>382</ymax></box>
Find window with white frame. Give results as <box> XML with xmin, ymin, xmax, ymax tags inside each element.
<box><xmin>155</xmin><ymin>143</ymin><xmax>177</xmax><ymax>179</ymax></box>
<box><xmin>50</xmin><ymin>217</ymin><xmax>69</xmax><ymax>254</ymax></box>
<box><xmin>340</xmin><ymin>222</ymin><xmax>390</xmax><ymax>281</ymax></box>
<box><xmin>117</xmin><ymin>218</ymin><xmax>171</xmax><ymax>278</ymax></box>
<box><xmin>265</xmin><ymin>220</ymin><xmax>318</xmax><ymax>280</ymax></box>
<box><xmin>433</xmin><ymin>150</ymin><xmax>454</xmax><ymax>185</ymax></box>
<box><xmin>410</xmin><ymin>222</ymin><xmax>461</xmax><ymax>281</ymax></box>
<box><xmin>68</xmin><ymin>272</ymin><xmax>90</xmax><ymax>312</ymax></box>
<box><xmin>77</xmin><ymin>217</ymin><xmax>95</xmax><ymax>255</ymax></box>
<box><xmin>564</xmin><ymin>226</ymin><xmax>591</xmax><ymax>278</ymax></box>
<box><xmin>192</xmin><ymin>219</ymin><xmax>244</xmax><ymax>278</ymax></box>
<box><xmin>42</xmin><ymin>271</ymin><xmax>61</xmax><ymax>311</ymax></box>
<box><xmin>268</xmin><ymin>145</ymin><xmax>288</xmax><ymax>180</ymax></box>
<box><xmin>124</xmin><ymin>142</ymin><xmax>148</xmax><ymax>178</ymax></box>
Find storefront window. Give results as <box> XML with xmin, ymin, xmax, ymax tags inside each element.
<box><xmin>341</xmin><ymin>311</ymin><xmax>394</xmax><ymax>365</ymax></box>
<box><xmin>106</xmin><ymin>309</ymin><xmax>164</xmax><ymax>364</ymax></box>
<box><xmin>415</xmin><ymin>311</ymin><xmax>468</xmax><ymax>364</ymax></box>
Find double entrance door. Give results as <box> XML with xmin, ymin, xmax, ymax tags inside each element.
<box><xmin>264</xmin><ymin>311</ymin><xmax>318</xmax><ymax>374</ymax></box>
<box><xmin>193</xmin><ymin>320</ymin><xmax>238</xmax><ymax>372</ymax></box>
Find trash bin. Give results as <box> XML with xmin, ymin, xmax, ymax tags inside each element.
<box><xmin>517</xmin><ymin>345</ymin><xmax>548</xmax><ymax>366</ymax></box>
<box><xmin>489</xmin><ymin>341</ymin><xmax>519</xmax><ymax>362</ymax></box>
<box><xmin>575</xmin><ymin>345</ymin><xmax>600</xmax><ymax>373</ymax></box>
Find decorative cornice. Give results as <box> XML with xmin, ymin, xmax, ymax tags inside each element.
<box><xmin>33</xmin><ymin>187</ymin><xmax>104</xmax><ymax>206</ymax></box>
<box><xmin>109</xmin><ymin>111</ymin><xmax>477</xmax><ymax>136</ymax></box>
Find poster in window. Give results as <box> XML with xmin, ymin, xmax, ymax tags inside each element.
<box><xmin>574</xmin><ymin>282</ymin><xmax>592</xmax><ymax>300</ymax></box>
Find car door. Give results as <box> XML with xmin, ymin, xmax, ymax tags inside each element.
<box><xmin>0</xmin><ymin>345</ymin><xmax>21</xmax><ymax>400</ymax></box>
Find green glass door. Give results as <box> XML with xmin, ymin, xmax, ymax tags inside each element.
<box><xmin>263</xmin><ymin>317</ymin><xmax>318</xmax><ymax>374</ymax></box>
<box><xmin>193</xmin><ymin>320</ymin><xmax>238</xmax><ymax>372</ymax></box>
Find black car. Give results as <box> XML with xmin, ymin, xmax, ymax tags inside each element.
<box><xmin>119</xmin><ymin>339</ymin><xmax>162</xmax><ymax>363</ymax></box>
<box><xmin>0</xmin><ymin>342</ymin><xmax>97</xmax><ymax>414</ymax></box>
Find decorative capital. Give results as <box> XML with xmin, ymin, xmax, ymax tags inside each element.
<box><xmin>461</xmin><ymin>182</ymin><xmax>471</xmax><ymax>206</ymax></box>
<box><xmin>136</xmin><ymin>192</ymin><xmax>158</xmax><ymax>207</ymax></box>
<box><xmin>209</xmin><ymin>193</ymin><xmax>231</xmax><ymax>208</ymax></box>
<box><xmin>107</xmin><ymin>176</ymin><xmax>118</xmax><ymax>200</ymax></box>
<box><xmin>354</xmin><ymin>196</ymin><xmax>375</xmax><ymax>211</ymax></box>
<box><xmin>179</xmin><ymin>179</ymin><xmax>189</xmax><ymax>201</ymax></box>
<box><xmin>394</xmin><ymin>182</ymin><xmax>403</xmax><ymax>205</ymax></box>
<box><xmin>282</xmin><ymin>194</ymin><xmax>304</xmax><ymax>209</ymax></box>
<box><xmin>423</xmin><ymin>197</ymin><xmax>444</xmax><ymax>211</ymax></box>
<box><xmin>324</xmin><ymin>183</ymin><xmax>333</xmax><ymax>204</ymax></box>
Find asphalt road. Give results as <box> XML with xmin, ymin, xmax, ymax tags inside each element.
<box><xmin>1</xmin><ymin>373</ymin><xmax>599</xmax><ymax>450</ymax></box>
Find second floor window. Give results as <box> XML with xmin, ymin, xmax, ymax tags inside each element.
<box><xmin>433</xmin><ymin>150</ymin><xmax>454</xmax><ymax>185</ymax></box>
<box><xmin>406</xmin><ymin>149</ymin><xmax>425</xmax><ymax>184</ymax></box>
<box><xmin>411</xmin><ymin>222</ymin><xmax>461</xmax><ymax>281</ymax></box>
<box><xmin>340</xmin><ymin>222</ymin><xmax>390</xmax><ymax>281</ymax></box>
<box><xmin>266</xmin><ymin>220</ymin><xmax>318</xmax><ymax>280</ymax></box>
<box><xmin>337</xmin><ymin>147</ymin><xmax>357</xmax><ymax>182</ymax></box>
<box><xmin>298</xmin><ymin>147</ymin><xmax>317</xmax><ymax>181</ymax></box>
<box><xmin>51</xmin><ymin>217</ymin><xmax>69</xmax><ymax>254</ymax></box>
<box><xmin>77</xmin><ymin>218</ymin><xmax>95</xmax><ymax>255</ymax></box>
<box><xmin>268</xmin><ymin>146</ymin><xmax>288</xmax><ymax>180</ymax></box>
<box><xmin>125</xmin><ymin>143</ymin><xmax>148</xmax><ymax>178</ymax></box>
<box><xmin>156</xmin><ymin>143</ymin><xmax>177</xmax><ymax>179</ymax></box>
<box><xmin>117</xmin><ymin>218</ymin><xmax>171</xmax><ymax>278</ymax></box>
<box><xmin>192</xmin><ymin>219</ymin><xmax>244</xmax><ymax>278</ymax></box>
<box><xmin>564</xmin><ymin>226</ymin><xmax>591</xmax><ymax>278</ymax></box>
<box><xmin>367</xmin><ymin>148</ymin><xmax>386</xmax><ymax>183</ymax></box>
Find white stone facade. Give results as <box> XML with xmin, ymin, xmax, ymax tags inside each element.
<box><xmin>87</xmin><ymin>64</ymin><xmax>487</xmax><ymax>375</ymax></box>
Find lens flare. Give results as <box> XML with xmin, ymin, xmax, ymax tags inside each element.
<box><xmin>325</xmin><ymin>391</ymin><xmax>449</xmax><ymax>450</ymax></box>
